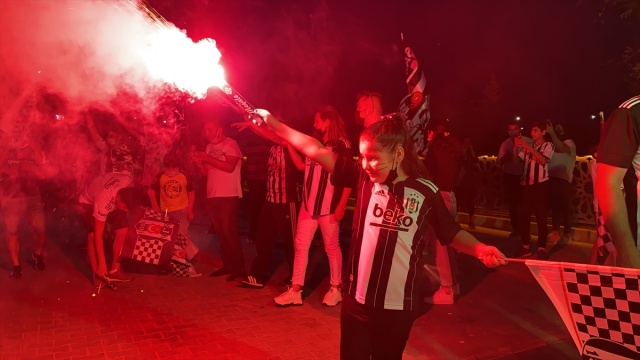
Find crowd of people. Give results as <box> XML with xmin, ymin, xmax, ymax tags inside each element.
<box><xmin>1</xmin><ymin>89</ymin><xmax>638</xmax><ymax>358</ymax></box>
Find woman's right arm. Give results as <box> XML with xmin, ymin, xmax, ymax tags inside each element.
<box><xmin>255</xmin><ymin>109</ymin><xmax>338</xmax><ymax>174</ymax></box>
<box><xmin>86</xmin><ymin>117</ymin><xmax>107</xmax><ymax>151</ymax></box>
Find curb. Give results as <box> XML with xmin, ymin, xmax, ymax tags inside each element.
<box><xmin>456</xmin><ymin>212</ymin><xmax>596</xmax><ymax>245</ymax></box>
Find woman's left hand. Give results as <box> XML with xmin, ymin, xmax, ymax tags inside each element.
<box><xmin>477</xmin><ymin>246</ymin><xmax>507</xmax><ymax>268</ymax></box>
<box><xmin>333</xmin><ymin>206</ymin><xmax>346</xmax><ymax>221</ymax></box>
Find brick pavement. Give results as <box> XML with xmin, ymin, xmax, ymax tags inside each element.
<box><xmin>0</xmin><ymin>210</ymin><xmax>587</xmax><ymax>360</ymax></box>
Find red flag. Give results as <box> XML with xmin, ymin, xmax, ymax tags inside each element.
<box><xmin>525</xmin><ymin>259</ymin><xmax>640</xmax><ymax>358</ymax></box>
<box><xmin>398</xmin><ymin>33</ymin><xmax>430</xmax><ymax>155</ymax></box>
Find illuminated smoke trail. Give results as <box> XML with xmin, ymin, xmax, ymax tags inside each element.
<box><xmin>0</xmin><ymin>0</ymin><xmax>225</xmax><ymax>112</ymax></box>
<box><xmin>0</xmin><ymin>0</ymin><xmax>228</xmax><ymax>207</ymax></box>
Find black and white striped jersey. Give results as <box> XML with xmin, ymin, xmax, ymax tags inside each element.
<box><xmin>266</xmin><ymin>145</ymin><xmax>301</xmax><ymax>204</ymax></box>
<box><xmin>334</xmin><ymin>156</ymin><xmax>462</xmax><ymax>311</ymax></box>
<box><xmin>302</xmin><ymin>138</ymin><xmax>351</xmax><ymax>216</ymax></box>
<box><xmin>519</xmin><ymin>141</ymin><xmax>554</xmax><ymax>185</ymax></box>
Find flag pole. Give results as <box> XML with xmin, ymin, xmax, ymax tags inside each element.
<box><xmin>478</xmin><ymin>257</ymin><xmax>527</xmax><ymax>264</ymax></box>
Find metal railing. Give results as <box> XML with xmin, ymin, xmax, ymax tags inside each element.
<box><xmin>476</xmin><ymin>155</ymin><xmax>596</xmax><ymax>224</ymax></box>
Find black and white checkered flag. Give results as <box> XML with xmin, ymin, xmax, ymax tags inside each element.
<box><xmin>526</xmin><ymin>260</ymin><xmax>640</xmax><ymax>359</ymax></box>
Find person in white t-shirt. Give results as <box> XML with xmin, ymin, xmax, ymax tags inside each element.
<box><xmin>192</xmin><ymin>120</ymin><xmax>246</xmax><ymax>281</ymax></box>
<box><xmin>546</xmin><ymin>122</ymin><xmax>577</xmax><ymax>244</ymax></box>
<box><xmin>79</xmin><ymin>171</ymin><xmax>134</xmax><ymax>283</ymax></box>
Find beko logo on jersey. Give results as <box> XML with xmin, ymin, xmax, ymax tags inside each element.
<box><xmin>370</xmin><ymin>202</ymin><xmax>413</xmax><ymax>232</ymax></box>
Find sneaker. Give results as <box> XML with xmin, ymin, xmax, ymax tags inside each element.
<box><xmin>32</xmin><ymin>252</ymin><xmax>45</xmax><ymax>271</ymax></box>
<box><xmin>535</xmin><ymin>248</ymin><xmax>548</xmax><ymax>260</ymax></box>
<box><xmin>547</xmin><ymin>231</ymin><xmax>561</xmax><ymax>245</ymax></box>
<box><xmin>514</xmin><ymin>246</ymin><xmax>532</xmax><ymax>258</ymax></box>
<box><xmin>274</xmin><ymin>288</ymin><xmax>303</xmax><ymax>307</ymax></box>
<box><xmin>108</xmin><ymin>269</ymin><xmax>133</xmax><ymax>282</ymax></box>
<box><xmin>322</xmin><ymin>287</ymin><xmax>343</xmax><ymax>307</ymax></box>
<box><xmin>240</xmin><ymin>275</ymin><xmax>265</xmax><ymax>288</ymax></box>
<box><xmin>424</xmin><ymin>285</ymin><xmax>456</xmax><ymax>305</ymax></box>
<box><xmin>9</xmin><ymin>265</ymin><xmax>22</xmax><ymax>279</ymax></box>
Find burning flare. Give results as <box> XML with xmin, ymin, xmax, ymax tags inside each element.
<box><xmin>141</xmin><ymin>27</ymin><xmax>226</xmax><ymax>98</ymax></box>
<box><xmin>126</xmin><ymin>0</ymin><xmax>226</xmax><ymax>98</ymax></box>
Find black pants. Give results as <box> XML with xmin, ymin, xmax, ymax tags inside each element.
<box><xmin>519</xmin><ymin>182</ymin><xmax>549</xmax><ymax>248</ymax></box>
<box><xmin>340</xmin><ymin>295</ymin><xmax>416</xmax><ymax>360</ymax></box>
<box><xmin>246</xmin><ymin>179</ymin><xmax>267</xmax><ymax>243</ymax></box>
<box><xmin>549</xmin><ymin>177</ymin><xmax>574</xmax><ymax>235</ymax></box>
<box><xmin>249</xmin><ymin>200</ymin><xmax>298</xmax><ymax>282</ymax></box>
<box><xmin>503</xmin><ymin>174</ymin><xmax>522</xmax><ymax>233</ymax></box>
<box><xmin>207</xmin><ymin>197</ymin><xmax>246</xmax><ymax>276</ymax></box>
<box><xmin>456</xmin><ymin>181</ymin><xmax>476</xmax><ymax>217</ymax></box>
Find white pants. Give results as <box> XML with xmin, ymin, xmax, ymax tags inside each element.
<box><xmin>291</xmin><ymin>205</ymin><xmax>342</xmax><ymax>287</ymax></box>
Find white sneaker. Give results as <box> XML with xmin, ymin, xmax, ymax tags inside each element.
<box><xmin>274</xmin><ymin>288</ymin><xmax>303</xmax><ymax>307</ymax></box>
<box><xmin>547</xmin><ymin>231</ymin><xmax>561</xmax><ymax>245</ymax></box>
<box><xmin>424</xmin><ymin>285</ymin><xmax>456</xmax><ymax>305</ymax></box>
<box><xmin>322</xmin><ymin>287</ymin><xmax>342</xmax><ymax>307</ymax></box>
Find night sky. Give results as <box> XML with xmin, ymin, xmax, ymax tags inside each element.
<box><xmin>142</xmin><ymin>0</ymin><xmax>637</xmax><ymax>154</ymax></box>
<box><xmin>0</xmin><ymin>0</ymin><xmax>640</xmax><ymax>154</ymax></box>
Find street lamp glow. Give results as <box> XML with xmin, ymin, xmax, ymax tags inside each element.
<box><xmin>591</xmin><ymin>115</ymin><xmax>596</xmax><ymax>119</ymax></box>
<box><xmin>515</xmin><ymin>116</ymin><xmax>521</xmax><ymax>121</ymax></box>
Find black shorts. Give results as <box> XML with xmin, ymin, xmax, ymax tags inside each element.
<box><xmin>106</xmin><ymin>209</ymin><xmax>129</xmax><ymax>231</ymax></box>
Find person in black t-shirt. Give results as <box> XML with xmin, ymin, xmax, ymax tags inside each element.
<box><xmin>231</xmin><ymin>115</ymin><xmax>304</xmax><ymax>288</ymax></box>
<box><xmin>596</xmin><ymin>95</ymin><xmax>640</xmax><ymax>268</ymax></box>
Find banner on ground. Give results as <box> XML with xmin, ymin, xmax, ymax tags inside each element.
<box><xmin>120</xmin><ymin>208</ymin><xmax>199</xmax><ymax>276</ymax></box>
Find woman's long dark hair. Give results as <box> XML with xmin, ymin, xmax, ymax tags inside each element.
<box><xmin>316</xmin><ymin>105</ymin><xmax>350</xmax><ymax>146</ymax></box>
<box><xmin>360</xmin><ymin>113</ymin><xmax>427</xmax><ymax>178</ymax></box>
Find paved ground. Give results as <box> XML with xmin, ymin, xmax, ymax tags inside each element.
<box><xmin>0</xmin><ymin>206</ymin><xmax>589</xmax><ymax>360</ymax></box>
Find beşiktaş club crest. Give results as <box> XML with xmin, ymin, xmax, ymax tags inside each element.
<box><xmin>406</xmin><ymin>192</ymin><xmax>421</xmax><ymax>214</ymax></box>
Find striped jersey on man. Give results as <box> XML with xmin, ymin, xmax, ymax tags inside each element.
<box><xmin>266</xmin><ymin>144</ymin><xmax>301</xmax><ymax>204</ymax></box>
<box><xmin>333</xmin><ymin>156</ymin><xmax>462</xmax><ymax>311</ymax></box>
<box><xmin>519</xmin><ymin>142</ymin><xmax>554</xmax><ymax>185</ymax></box>
<box><xmin>302</xmin><ymin>138</ymin><xmax>351</xmax><ymax>216</ymax></box>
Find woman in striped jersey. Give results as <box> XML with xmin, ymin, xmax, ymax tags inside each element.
<box><xmin>254</xmin><ymin>109</ymin><xmax>506</xmax><ymax>360</ymax></box>
<box><xmin>274</xmin><ymin>105</ymin><xmax>353</xmax><ymax>307</ymax></box>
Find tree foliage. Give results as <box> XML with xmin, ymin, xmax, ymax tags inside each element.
<box><xmin>596</xmin><ymin>0</ymin><xmax>640</xmax><ymax>92</ymax></box>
